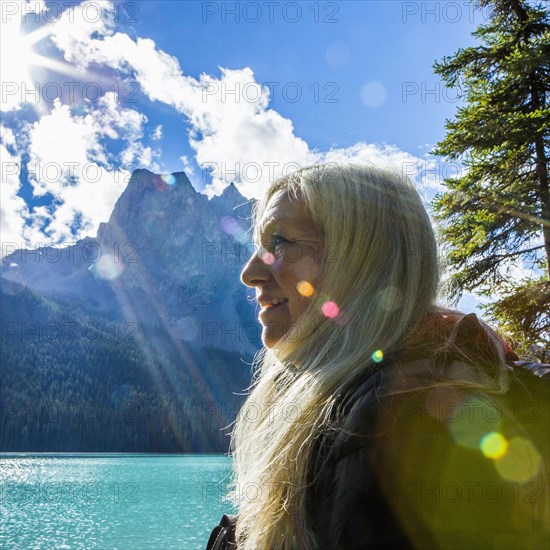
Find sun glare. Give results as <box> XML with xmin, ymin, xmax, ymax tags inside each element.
<box><xmin>0</xmin><ymin>15</ymin><xmax>87</xmax><ymax>113</ymax></box>
<box><xmin>0</xmin><ymin>16</ymin><xmax>59</xmax><ymax>112</ymax></box>
<box><xmin>1</xmin><ymin>19</ymin><xmax>35</xmax><ymax>86</ymax></box>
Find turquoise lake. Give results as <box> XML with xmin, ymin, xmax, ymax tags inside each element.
<box><xmin>0</xmin><ymin>454</ymin><xmax>235</xmax><ymax>549</ymax></box>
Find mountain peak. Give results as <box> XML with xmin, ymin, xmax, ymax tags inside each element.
<box><xmin>209</xmin><ymin>182</ymin><xmax>254</xmax><ymax>218</ymax></box>
<box><xmin>222</xmin><ymin>181</ymin><xmax>238</xmax><ymax>196</ymax></box>
<box><xmin>128</xmin><ymin>169</ymin><xmax>193</xmax><ymax>192</ymax></box>
<box><xmin>95</xmin><ymin>168</ymin><xmax>199</xmax><ymax>245</ymax></box>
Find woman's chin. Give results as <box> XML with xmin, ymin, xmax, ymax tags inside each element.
<box><xmin>262</xmin><ymin>335</ymin><xmax>281</xmax><ymax>349</ymax></box>
<box><xmin>261</xmin><ymin>321</ymin><xmax>291</xmax><ymax>349</ymax></box>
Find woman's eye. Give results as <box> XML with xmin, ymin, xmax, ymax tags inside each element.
<box><xmin>258</xmin><ymin>234</ymin><xmax>290</xmax><ymax>253</ymax></box>
<box><xmin>256</xmin><ymin>234</ymin><xmax>292</xmax><ymax>255</ymax></box>
<box><xmin>270</xmin><ymin>234</ymin><xmax>292</xmax><ymax>249</ymax></box>
<box><xmin>272</xmin><ymin>234</ymin><xmax>288</xmax><ymax>245</ymax></box>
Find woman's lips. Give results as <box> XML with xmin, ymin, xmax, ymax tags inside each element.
<box><xmin>259</xmin><ymin>301</ymin><xmax>288</xmax><ymax>318</ymax></box>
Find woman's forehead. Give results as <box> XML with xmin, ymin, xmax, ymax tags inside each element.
<box><xmin>259</xmin><ymin>190</ymin><xmax>313</xmax><ymax>230</ymax></box>
<box><xmin>264</xmin><ymin>189</ymin><xmax>299</xmax><ymax>214</ymax></box>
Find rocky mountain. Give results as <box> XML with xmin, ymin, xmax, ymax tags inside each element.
<box><xmin>0</xmin><ymin>170</ymin><xmax>261</xmax><ymax>452</ymax></box>
<box><xmin>0</xmin><ymin>278</ymin><xmax>252</xmax><ymax>452</ymax></box>
<box><xmin>1</xmin><ymin>169</ymin><xmax>260</xmax><ymax>354</ymax></box>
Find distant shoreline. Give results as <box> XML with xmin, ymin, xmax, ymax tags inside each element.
<box><xmin>0</xmin><ymin>452</ymin><xmax>229</xmax><ymax>457</ymax></box>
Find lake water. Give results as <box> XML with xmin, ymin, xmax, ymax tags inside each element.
<box><xmin>0</xmin><ymin>454</ymin><xmax>235</xmax><ymax>549</ymax></box>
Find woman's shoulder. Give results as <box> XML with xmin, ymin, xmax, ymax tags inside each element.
<box><xmin>307</xmin><ymin>311</ymin><xmax>549</xmax><ymax>549</ymax></box>
<box><xmin>336</xmin><ymin>311</ymin><xmax>510</xmax><ymax>417</ymax></box>
<box><xmin>338</xmin><ymin>309</ymin><xmax>547</xmax><ymax>453</ymax></box>
<box><xmin>398</xmin><ymin>308</ymin><xmax>515</xmax><ymax>369</ymax></box>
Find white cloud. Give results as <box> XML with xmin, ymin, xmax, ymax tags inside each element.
<box><xmin>40</xmin><ymin>164</ymin><xmax>129</xmax><ymax>242</ymax></box>
<box><xmin>23</xmin><ymin>93</ymin><xmax>157</xmax><ymax>243</ymax></box>
<box><xmin>46</xmin><ymin>20</ymin><xmax>434</xmax><ymax>200</ymax></box>
<box><xmin>151</xmin><ymin>125</ymin><xmax>163</xmax><ymax>141</ymax></box>
<box><xmin>47</xmin><ymin>0</ymin><xmax>115</xmax><ymax>56</ymax></box>
<box><xmin>0</xmin><ymin>126</ymin><xmax>32</xmax><ymax>248</ymax></box>
<box><xmin>180</xmin><ymin>155</ymin><xmax>194</xmax><ymax>175</ymax></box>
<box><xmin>3</xmin><ymin>0</ymin><xmax>446</xmax><ymax>248</ymax></box>
<box><xmin>0</xmin><ymin>125</ymin><xmax>17</xmax><ymax>147</ymax></box>
<box><xmin>318</xmin><ymin>142</ymin><xmax>419</xmax><ymax>172</ymax></box>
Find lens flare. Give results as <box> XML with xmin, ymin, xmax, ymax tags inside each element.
<box><xmin>88</xmin><ymin>255</ymin><xmax>123</xmax><ymax>281</ymax></box>
<box><xmin>153</xmin><ymin>175</ymin><xmax>168</xmax><ymax>191</ymax></box>
<box><xmin>335</xmin><ymin>312</ymin><xmax>348</xmax><ymax>326</ymax></box>
<box><xmin>448</xmin><ymin>395</ymin><xmax>503</xmax><ymax>449</ymax></box>
<box><xmin>322</xmin><ymin>301</ymin><xmax>339</xmax><ymax>318</ymax></box>
<box><xmin>372</xmin><ymin>349</ymin><xmax>384</xmax><ymax>363</ymax></box>
<box><xmin>262</xmin><ymin>252</ymin><xmax>275</xmax><ymax>265</ymax></box>
<box><xmin>220</xmin><ymin>216</ymin><xmax>248</xmax><ymax>243</ymax></box>
<box><xmin>494</xmin><ymin>436</ymin><xmax>542</xmax><ymax>483</ymax></box>
<box><xmin>480</xmin><ymin>432</ymin><xmax>508</xmax><ymax>459</ymax></box>
<box><xmin>297</xmin><ymin>281</ymin><xmax>315</xmax><ymax>297</ymax></box>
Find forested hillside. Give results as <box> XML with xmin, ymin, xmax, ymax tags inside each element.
<box><xmin>1</xmin><ymin>279</ymin><xmax>253</xmax><ymax>452</ymax></box>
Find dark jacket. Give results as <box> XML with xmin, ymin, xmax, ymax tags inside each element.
<box><xmin>206</xmin><ymin>313</ymin><xmax>548</xmax><ymax>549</ymax></box>
<box><xmin>305</xmin><ymin>314</ymin><xmax>549</xmax><ymax>549</ymax></box>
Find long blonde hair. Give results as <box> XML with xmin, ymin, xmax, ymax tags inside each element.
<box><xmin>228</xmin><ymin>163</ymin><xmax>442</xmax><ymax>548</ymax></box>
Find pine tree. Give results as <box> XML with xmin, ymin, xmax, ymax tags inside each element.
<box><xmin>432</xmin><ymin>0</ymin><xmax>550</xmax><ymax>358</ymax></box>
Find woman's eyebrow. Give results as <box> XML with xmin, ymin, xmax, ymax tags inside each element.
<box><xmin>255</xmin><ymin>216</ymin><xmax>322</xmax><ymax>243</ymax></box>
<box><xmin>259</xmin><ymin>215</ymin><xmax>287</xmax><ymax>229</ymax></box>
<box><xmin>257</xmin><ymin>216</ymin><xmax>290</xmax><ymax>237</ymax></box>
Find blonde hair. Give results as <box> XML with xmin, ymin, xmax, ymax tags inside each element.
<box><xmin>228</xmin><ymin>163</ymin><xmax>447</xmax><ymax>548</ymax></box>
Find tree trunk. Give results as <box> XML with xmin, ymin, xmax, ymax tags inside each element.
<box><xmin>536</xmin><ymin>135</ymin><xmax>550</xmax><ymax>275</ymax></box>
<box><xmin>528</xmin><ymin>72</ymin><xmax>550</xmax><ymax>276</ymax></box>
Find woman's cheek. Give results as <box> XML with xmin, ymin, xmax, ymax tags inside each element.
<box><xmin>292</xmin><ymin>255</ymin><xmax>321</xmax><ymax>286</ymax></box>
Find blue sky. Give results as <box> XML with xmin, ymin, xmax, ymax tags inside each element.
<box><xmin>1</xmin><ymin>0</ymin><xmax>500</xmax><ymax>311</ymax></box>
<box><xmin>132</xmin><ymin>0</ymin><xmax>480</xmax><ymax>162</ymax></box>
<box><xmin>167</xmin><ymin>2</ymin><xmax>480</xmax><ymax>151</ymax></box>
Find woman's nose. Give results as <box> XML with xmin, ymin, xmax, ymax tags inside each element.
<box><xmin>241</xmin><ymin>247</ymin><xmax>271</xmax><ymax>287</ymax></box>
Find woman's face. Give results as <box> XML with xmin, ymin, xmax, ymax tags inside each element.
<box><xmin>241</xmin><ymin>190</ymin><xmax>324</xmax><ymax>348</ymax></box>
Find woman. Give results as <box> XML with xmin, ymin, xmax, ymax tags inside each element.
<box><xmin>210</xmin><ymin>164</ymin><xmax>548</xmax><ymax>549</ymax></box>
